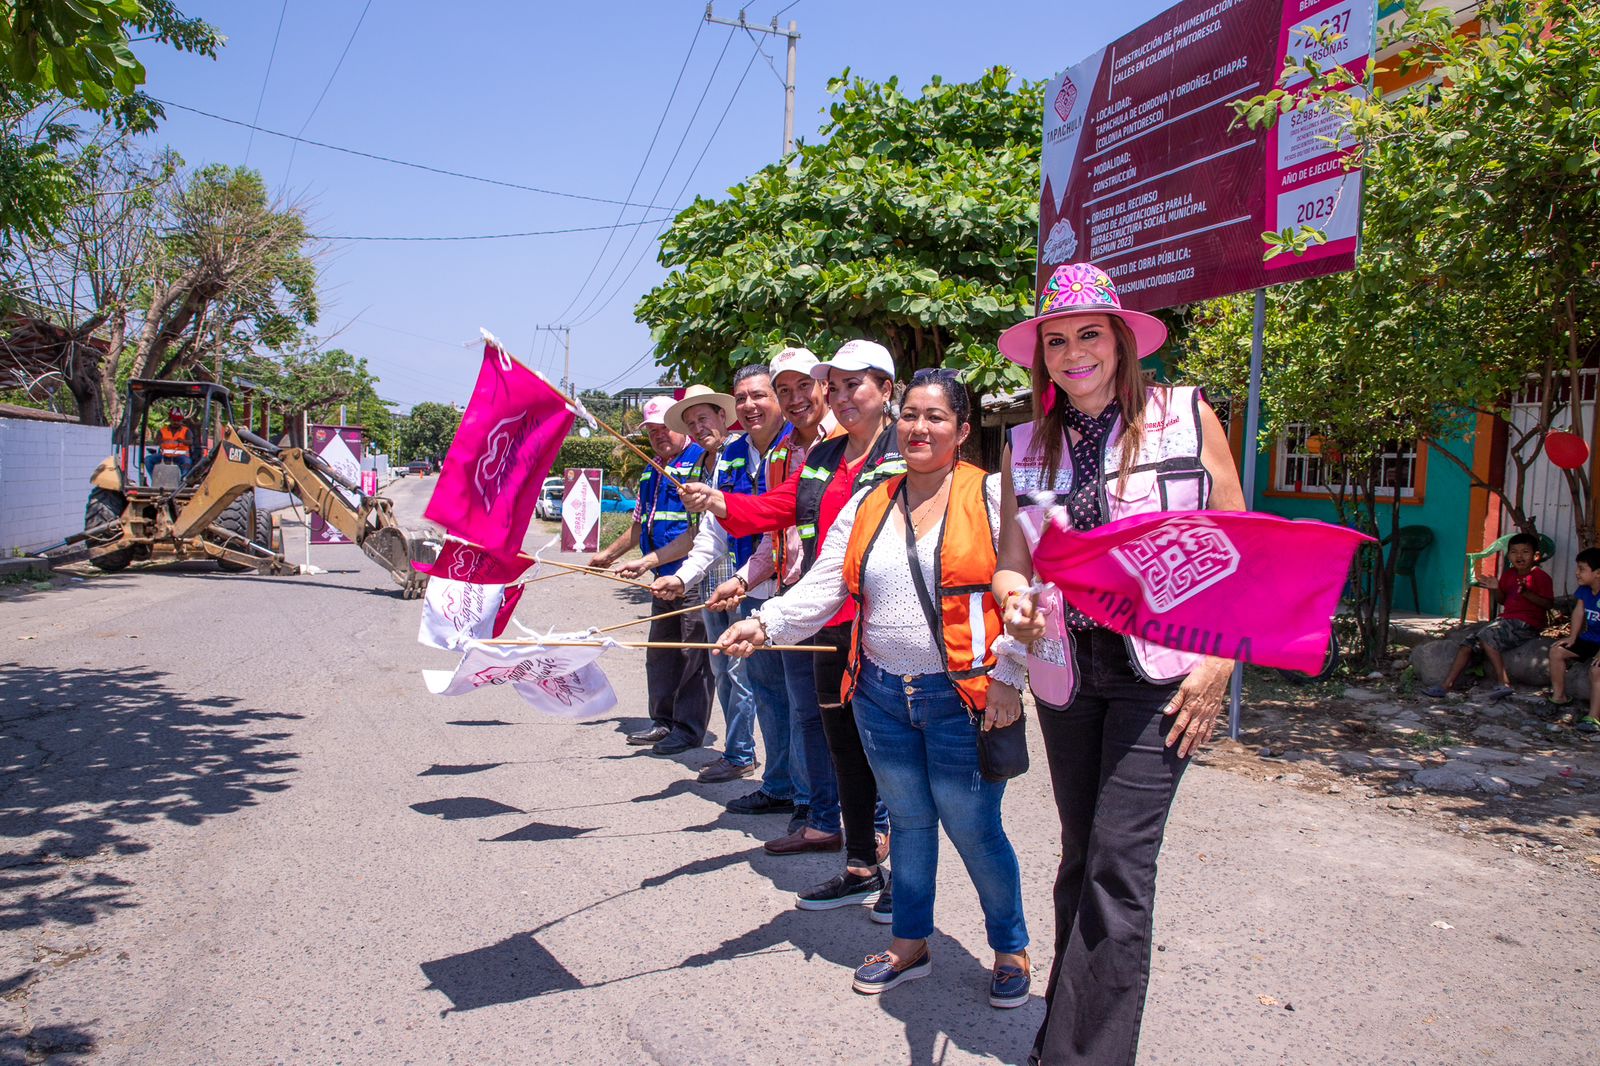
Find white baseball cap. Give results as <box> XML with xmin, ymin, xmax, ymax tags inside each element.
<box><xmin>769</xmin><ymin>346</ymin><xmax>819</xmax><ymax>382</ymax></box>
<box><xmin>641</xmin><ymin>395</ymin><xmax>675</xmax><ymax>426</ymax></box>
<box><xmin>810</xmin><ymin>339</ymin><xmax>895</xmax><ymax>381</ymax></box>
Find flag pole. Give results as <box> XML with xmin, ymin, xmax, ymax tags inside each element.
<box><xmin>586</xmin><ymin>412</ymin><xmax>688</xmax><ymax>491</ymax></box>
<box><xmin>1227</xmin><ymin>287</ymin><xmax>1267</xmax><ymax>741</ymax></box>
<box><xmin>529</xmin><ymin>558</ymin><xmax>655</xmax><ymax>589</ymax></box>
<box><xmin>478</xmin><ymin>638</ymin><xmax>830</xmax><ymax>652</ymax></box>
<box><xmin>594</xmin><ymin>602</ymin><xmax>703</xmax><ymax>634</ymax></box>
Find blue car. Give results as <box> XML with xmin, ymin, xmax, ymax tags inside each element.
<box><xmin>600</xmin><ymin>486</ymin><xmax>637</xmax><ymax>513</ymax></box>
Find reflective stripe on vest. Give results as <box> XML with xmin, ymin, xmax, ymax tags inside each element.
<box><xmin>839</xmin><ymin>463</ymin><xmax>1001</xmax><ymax>713</ymax></box>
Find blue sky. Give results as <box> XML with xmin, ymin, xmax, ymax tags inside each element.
<box><xmin>136</xmin><ymin>0</ymin><xmax>1175</xmax><ymax>412</ymax></box>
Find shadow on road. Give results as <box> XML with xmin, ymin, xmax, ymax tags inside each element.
<box><xmin>0</xmin><ymin>664</ymin><xmax>300</xmax><ymax>933</ymax></box>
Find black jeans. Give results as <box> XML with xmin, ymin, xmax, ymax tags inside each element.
<box><xmin>1034</xmin><ymin>627</ymin><xmax>1187</xmax><ymax>1066</ymax></box>
<box><xmin>646</xmin><ymin>593</ymin><xmax>713</xmax><ymax>745</ymax></box>
<box><xmin>813</xmin><ymin>623</ymin><xmax>885</xmax><ymax>868</ymax></box>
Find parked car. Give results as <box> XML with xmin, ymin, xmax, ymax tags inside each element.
<box><xmin>535</xmin><ymin>485</ymin><xmax>564</xmax><ymax>520</ymax></box>
<box><xmin>600</xmin><ymin>485</ymin><xmax>637</xmax><ymax>513</ymax></box>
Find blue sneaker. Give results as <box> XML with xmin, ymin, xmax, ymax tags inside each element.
<box><xmin>989</xmin><ymin>952</ymin><xmax>1031</xmax><ymax>1009</ymax></box>
<box><xmin>852</xmin><ymin>945</ymin><xmax>930</xmax><ymax>995</ymax></box>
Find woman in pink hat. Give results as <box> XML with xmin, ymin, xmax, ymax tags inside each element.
<box><xmin>990</xmin><ymin>262</ymin><xmax>1245</xmax><ymax>1065</ymax></box>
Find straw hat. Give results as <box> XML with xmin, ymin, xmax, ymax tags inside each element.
<box><xmin>664</xmin><ymin>383</ymin><xmax>737</xmax><ymax>434</ymax></box>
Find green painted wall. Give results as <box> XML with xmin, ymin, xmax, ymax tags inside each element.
<box><xmin>1246</xmin><ymin>435</ymin><xmax>1475</xmax><ymax>618</ymax></box>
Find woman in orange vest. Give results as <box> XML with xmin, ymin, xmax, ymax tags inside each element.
<box><xmin>716</xmin><ymin>369</ymin><xmax>1031</xmax><ymax>1006</ymax></box>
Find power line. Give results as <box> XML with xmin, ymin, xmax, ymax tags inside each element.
<box><xmin>744</xmin><ymin>26</ymin><xmax>787</xmax><ymax>89</ymax></box>
<box><xmin>542</xmin><ymin>16</ymin><xmax>708</xmax><ymax>328</ymax></box>
<box><xmin>593</xmin><ymin>347</ymin><xmax>659</xmax><ymax>392</ymax></box>
<box><xmin>244</xmin><ymin>0</ymin><xmax>290</xmax><ymax>165</ymax></box>
<box><xmin>284</xmin><ymin>0</ymin><xmax>375</xmax><ymax>185</ymax></box>
<box><xmin>154</xmin><ymin>98</ymin><xmax>674</xmax><ymax>210</ymax></box>
<box><xmin>314</xmin><ymin>216</ymin><xmax>674</xmax><ymax>241</ymax></box>
<box><xmin>570</xmin><ymin>37</ymin><xmax>764</xmax><ymax>329</ymax></box>
<box><xmin>564</xmin><ymin>29</ymin><xmax>740</xmax><ymax>327</ymax></box>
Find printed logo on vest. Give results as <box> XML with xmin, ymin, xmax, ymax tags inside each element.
<box><xmin>1110</xmin><ymin>515</ymin><xmax>1239</xmax><ymax>613</ymax></box>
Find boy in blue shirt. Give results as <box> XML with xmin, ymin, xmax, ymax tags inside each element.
<box><xmin>1548</xmin><ymin>546</ymin><xmax>1600</xmax><ymax>733</ymax></box>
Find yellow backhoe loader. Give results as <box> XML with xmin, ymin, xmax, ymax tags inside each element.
<box><xmin>67</xmin><ymin>379</ymin><xmax>435</xmax><ymax>597</ymax></box>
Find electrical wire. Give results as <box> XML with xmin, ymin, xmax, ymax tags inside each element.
<box><xmin>744</xmin><ymin>26</ymin><xmax>787</xmax><ymax>90</ymax></box>
<box><xmin>592</xmin><ymin>347</ymin><xmax>659</xmax><ymax>392</ymax></box>
<box><xmin>313</xmin><ymin>217</ymin><xmax>674</xmax><ymax>241</ymax></box>
<box><xmin>153</xmin><ymin>98</ymin><xmax>674</xmax><ymax>210</ymax></box>
<box><xmin>563</xmin><ymin>29</ymin><xmax>741</xmax><ymax>327</ymax></box>
<box><xmin>569</xmin><ymin>36</ymin><xmax>763</xmax><ymax>329</ymax></box>
<box><xmin>541</xmin><ymin>16</ymin><xmax>708</xmax><ymax>329</ymax></box>
<box><xmin>245</xmin><ymin>0</ymin><xmax>290</xmax><ymax>165</ymax></box>
<box><xmin>284</xmin><ymin>0</ymin><xmax>375</xmax><ymax>185</ymax></box>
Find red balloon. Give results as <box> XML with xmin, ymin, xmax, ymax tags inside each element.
<box><xmin>1545</xmin><ymin>431</ymin><xmax>1590</xmax><ymax>470</ymax></box>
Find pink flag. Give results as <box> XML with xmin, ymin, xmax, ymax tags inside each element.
<box><xmin>413</xmin><ymin>536</ymin><xmax>531</xmax><ymax>585</ymax></box>
<box><xmin>1031</xmin><ymin>510</ymin><xmax>1372</xmax><ymax>673</ymax></box>
<box><xmin>423</xmin><ymin>337</ymin><xmax>574</xmax><ymax>556</ymax></box>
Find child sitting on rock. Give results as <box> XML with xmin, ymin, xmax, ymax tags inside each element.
<box><xmin>1546</xmin><ymin>546</ymin><xmax>1600</xmax><ymax>733</ymax></box>
<box><xmin>1423</xmin><ymin>533</ymin><xmax>1553</xmax><ymax>700</ymax></box>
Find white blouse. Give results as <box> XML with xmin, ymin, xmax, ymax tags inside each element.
<box><xmin>757</xmin><ymin>474</ymin><xmax>1026</xmax><ymax>687</ymax></box>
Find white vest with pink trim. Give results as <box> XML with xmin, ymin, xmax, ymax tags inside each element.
<box><xmin>1010</xmin><ymin>385</ymin><xmax>1213</xmax><ymax>702</ymax></box>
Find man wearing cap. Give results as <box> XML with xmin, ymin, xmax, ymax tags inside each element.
<box><xmin>706</xmin><ymin>347</ymin><xmax>840</xmax><ymax>829</ymax></box>
<box><xmin>640</xmin><ymin>372</ymin><xmax>791</xmax><ymax>775</ymax></box>
<box><xmin>589</xmin><ymin>396</ymin><xmax>713</xmax><ymax>752</ymax></box>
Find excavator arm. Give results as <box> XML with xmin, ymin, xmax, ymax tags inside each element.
<box><xmin>171</xmin><ymin>425</ymin><xmax>434</xmax><ymax>596</ymax></box>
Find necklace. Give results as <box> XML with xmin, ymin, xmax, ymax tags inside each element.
<box><xmin>904</xmin><ymin>476</ymin><xmax>951</xmax><ymax>537</ymax></box>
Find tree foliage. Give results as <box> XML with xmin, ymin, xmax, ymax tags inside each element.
<box><xmin>7</xmin><ymin>153</ymin><xmax>318</xmax><ymax>425</ymax></box>
<box><xmin>637</xmin><ymin>67</ymin><xmax>1042</xmax><ymax>395</ymax></box>
<box><xmin>398</xmin><ymin>401</ymin><xmax>460</xmax><ymax>463</ymax></box>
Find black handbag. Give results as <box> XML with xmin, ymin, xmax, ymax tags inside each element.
<box><xmin>899</xmin><ymin>485</ymin><xmax>1029</xmax><ymax>783</ymax></box>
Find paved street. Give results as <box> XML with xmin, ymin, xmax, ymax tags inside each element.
<box><xmin>2</xmin><ymin>477</ymin><xmax>1597</xmax><ymax>1065</ymax></box>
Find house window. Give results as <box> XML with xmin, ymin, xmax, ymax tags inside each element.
<box><xmin>1272</xmin><ymin>423</ymin><xmax>1421</xmax><ymax>500</ymax></box>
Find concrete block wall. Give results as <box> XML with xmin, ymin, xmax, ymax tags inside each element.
<box><xmin>0</xmin><ymin>418</ymin><xmax>113</xmax><ymax>555</ymax></box>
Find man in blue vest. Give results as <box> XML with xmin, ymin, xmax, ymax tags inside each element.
<box><xmin>590</xmin><ymin>396</ymin><xmax>713</xmax><ymax>751</ymax></box>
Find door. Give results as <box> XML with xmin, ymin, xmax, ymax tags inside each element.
<box><xmin>1503</xmin><ymin>370</ymin><xmax>1596</xmax><ymax>595</ymax></box>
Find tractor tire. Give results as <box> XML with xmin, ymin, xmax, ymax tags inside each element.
<box><xmin>214</xmin><ymin>496</ymin><xmax>258</xmax><ymax>573</ymax></box>
<box><xmin>85</xmin><ymin>488</ymin><xmax>133</xmax><ymax>572</ymax></box>
<box><xmin>253</xmin><ymin>505</ymin><xmax>273</xmax><ymax>552</ymax></box>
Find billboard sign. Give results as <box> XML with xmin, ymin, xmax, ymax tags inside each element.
<box><xmin>560</xmin><ymin>468</ymin><xmax>603</xmax><ymax>554</ymax></box>
<box><xmin>309</xmin><ymin>424</ymin><xmax>364</xmax><ymax>545</ymax></box>
<box><xmin>1038</xmin><ymin>0</ymin><xmax>1375</xmax><ymax>310</ymax></box>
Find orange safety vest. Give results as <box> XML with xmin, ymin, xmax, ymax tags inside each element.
<box><xmin>840</xmin><ymin>462</ymin><xmax>1002</xmax><ymax>712</ymax></box>
<box><xmin>158</xmin><ymin>423</ymin><xmax>191</xmax><ymax>458</ymax></box>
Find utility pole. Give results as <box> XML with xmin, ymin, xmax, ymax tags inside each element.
<box><xmin>704</xmin><ymin>5</ymin><xmax>801</xmax><ymax>161</ymax></box>
<box><xmin>532</xmin><ymin>325</ymin><xmax>574</xmax><ymax>397</ymax></box>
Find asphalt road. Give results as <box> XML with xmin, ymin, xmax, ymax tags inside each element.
<box><xmin>1</xmin><ymin>477</ymin><xmax>1596</xmax><ymax>1065</ymax></box>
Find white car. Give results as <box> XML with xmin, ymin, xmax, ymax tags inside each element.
<box><xmin>535</xmin><ymin>485</ymin><xmax>563</xmax><ymax>521</ymax></box>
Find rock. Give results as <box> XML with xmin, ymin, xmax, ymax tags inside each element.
<box><xmin>1391</xmin><ymin>658</ymin><xmax>1409</xmax><ymax>671</ymax></box>
<box><xmin>1495</xmin><ymin>769</ymin><xmax>1549</xmax><ymax>788</ymax></box>
<box><xmin>1367</xmin><ymin>702</ymin><xmax>1406</xmax><ymax>718</ymax></box>
<box><xmin>1408</xmin><ymin>634</ymin><xmax>1591</xmax><ymax>698</ymax></box>
<box><xmin>1442</xmin><ymin>745</ymin><xmax>1521</xmax><ymax>765</ymax></box>
<box><xmin>1409</xmin><ymin>638</ymin><xmax>1469</xmax><ymax>686</ymax></box>
<box><xmin>1337</xmin><ymin>753</ymin><xmax>1374</xmax><ymax>771</ymax></box>
<box><xmin>1278</xmin><ymin>772</ymin><xmax>1306</xmax><ymax>784</ymax></box>
<box><xmin>1369</xmin><ymin>755</ymin><xmax>1424</xmax><ymax>772</ymax></box>
<box><xmin>1476</xmin><ymin>775</ymin><xmax>1512</xmax><ymax>794</ymax></box>
<box><xmin>1472</xmin><ymin>724</ymin><xmax>1528</xmax><ymax>748</ymax></box>
<box><xmin>1327</xmin><ymin>784</ymin><xmax>1342</xmax><ymax>794</ymax></box>
<box><xmin>1414</xmin><ymin>766</ymin><xmax>1481</xmax><ymax>792</ymax></box>
<box><xmin>1343</xmin><ymin>686</ymin><xmax>1384</xmax><ymax>702</ymax></box>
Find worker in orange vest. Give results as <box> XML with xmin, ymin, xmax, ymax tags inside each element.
<box><xmin>144</xmin><ymin>409</ymin><xmax>194</xmax><ymax>483</ymax></box>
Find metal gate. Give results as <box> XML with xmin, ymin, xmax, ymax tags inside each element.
<box><xmin>1504</xmin><ymin>369</ymin><xmax>1595</xmax><ymax>595</ymax></box>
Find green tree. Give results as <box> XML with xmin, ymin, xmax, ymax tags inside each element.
<box><xmin>399</xmin><ymin>401</ymin><xmax>460</xmax><ymax>463</ymax></box>
<box><xmin>1228</xmin><ymin>0</ymin><xmax>1600</xmax><ymax>531</ymax></box>
<box><xmin>637</xmin><ymin>67</ymin><xmax>1043</xmax><ymax>394</ymax></box>
<box><xmin>10</xmin><ymin>156</ymin><xmax>317</xmax><ymax>425</ymax></box>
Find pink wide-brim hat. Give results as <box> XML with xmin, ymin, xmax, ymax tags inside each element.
<box><xmin>998</xmin><ymin>262</ymin><xmax>1169</xmax><ymax>368</ymax></box>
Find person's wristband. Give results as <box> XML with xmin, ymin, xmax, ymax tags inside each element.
<box><xmin>734</xmin><ymin>575</ymin><xmax>749</xmax><ymax>594</ymax></box>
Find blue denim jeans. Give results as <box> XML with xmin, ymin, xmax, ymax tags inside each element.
<box><xmin>738</xmin><ymin>596</ymin><xmax>804</xmax><ymax>803</ymax></box>
<box><xmin>852</xmin><ymin>660</ymin><xmax>1028</xmax><ymax>953</ymax></box>
<box><xmin>703</xmin><ymin>606</ymin><xmax>756</xmax><ymax>766</ymax></box>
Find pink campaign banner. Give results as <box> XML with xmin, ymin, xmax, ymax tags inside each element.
<box><xmin>424</xmin><ymin>339</ymin><xmax>574</xmax><ymax>557</ymax></box>
<box><xmin>561</xmin><ymin>468</ymin><xmax>602</xmax><ymax>554</ymax></box>
<box><xmin>1037</xmin><ymin>0</ymin><xmax>1375</xmax><ymax>311</ymax></box>
<box><xmin>1031</xmin><ymin>509</ymin><xmax>1372</xmax><ymax>673</ymax></box>
<box><xmin>309</xmin><ymin>425</ymin><xmax>364</xmax><ymax>545</ymax></box>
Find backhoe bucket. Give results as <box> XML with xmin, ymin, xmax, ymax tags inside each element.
<box><xmin>362</xmin><ymin>526</ymin><xmax>438</xmax><ymax>599</ymax></box>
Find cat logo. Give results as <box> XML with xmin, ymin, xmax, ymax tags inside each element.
<box><xmin>225</xmin><ymin>445</ymin><xmax>246</xmax><ymax>463</ymax></box>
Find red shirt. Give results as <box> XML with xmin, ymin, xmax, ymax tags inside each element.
<box><xmin>722</xmin><ymin>451</ymin><xmax>870</xmax><ymax>626</ymax></box>
<box><xmin>1497</xmin><ymin>566</ymin><xmax>1552</xmax><ymax>627</ymax></box>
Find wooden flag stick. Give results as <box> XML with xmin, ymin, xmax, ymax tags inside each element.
<box><xmin>529</xmin><ymin>558</ymin><xmax>655</xmax><ymax>589</ymax></box>
<box><xmin>586</xmin><ymin>411</ymin><xmax>689</xmax><ymax>491</ymax></box>
<box><xmin>593</xmin><ymin>602</ymin><xmax>703</xmax><ymax>634</ymax></box>
<box><xmin>478</xmin><ymin>638</ymin><xmax>830</xmax><ymax>652</ymax></box>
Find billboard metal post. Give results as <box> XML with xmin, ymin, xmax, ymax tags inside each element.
<box><xmin>1228</xmin><ymin>286</ymin><xmax>1267</xmax><ymax>740</ymax></box>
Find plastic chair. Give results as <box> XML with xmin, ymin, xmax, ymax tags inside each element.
<box><xmin>1381</xmin><ymin>526</ymin><xmax>1434</xmax><ymax>611</ymax></box>
<box><xmin>1456</xmin><ymin>531</ymin><xmax>1557</xmax><ymax>621</ymax></box>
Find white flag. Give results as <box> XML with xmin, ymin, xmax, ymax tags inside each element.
<box><xmin>418</xmin><ymin>576</ymin><xmax>507</xmax><ymax>650</ymax></box>
<box><xmin>422</xmin><ymin>635</ymin><xmax>618</xmax><ymax>720</ymax></box>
